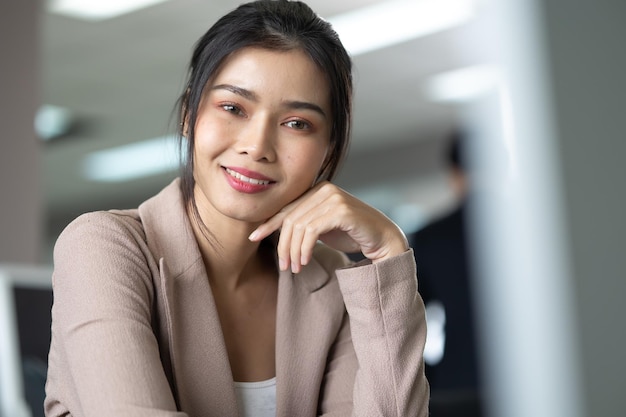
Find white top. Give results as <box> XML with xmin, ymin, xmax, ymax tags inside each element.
<box><xmin>233</xmin><ymin>377</ymin><xmax>277</xmax><ymax>417</ymax></box>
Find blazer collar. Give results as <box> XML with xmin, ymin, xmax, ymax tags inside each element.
<box><xmin>137</xmin><ymin>178</ymin><xmax>202</xmax><ymax>280</ymax></box>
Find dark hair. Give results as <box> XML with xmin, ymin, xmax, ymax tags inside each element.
<box><xmin>176</xmin><ymin>0</ymin><xmax>353</xmax><ymax>233</ymax></box>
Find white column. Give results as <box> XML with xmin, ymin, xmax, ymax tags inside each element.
<box><xmin>457</xmin><ymin>1</ymin><xmax>585</xmax><ymax>416</ymax></box>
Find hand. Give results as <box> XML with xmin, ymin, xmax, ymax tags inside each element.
<box><xmin>248</xmin><ymin>182</ymin><xmax>409</xmax><ymax>273</ymax></box>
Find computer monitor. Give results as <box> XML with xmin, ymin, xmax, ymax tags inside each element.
<box><xmin>0</xmin><ymin>264</ymin><xmax>52</xmax><ymax>417</ymax></box>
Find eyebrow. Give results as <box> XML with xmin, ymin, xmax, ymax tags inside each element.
<box><xmin>283</xmin><ymin>100</ymin><xmax>327</xmax><ymax>119</ymax></box>
<box><xmin>211</xmin><ymin>83</ymin><xmax>327</xmax><ymax>119</ymax></box>
<box><xmin>212</xmin><ymin>84</ymin><xmax>258</xmax><ymax>101</ymax></box>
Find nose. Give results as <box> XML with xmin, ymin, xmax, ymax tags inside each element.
<box><xmin>234</xmin><ymin>116</ymin><xmax>277</xmax><ymax>162</ymax></box>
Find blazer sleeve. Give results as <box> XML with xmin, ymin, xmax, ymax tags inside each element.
<box><xmin>44</xmin><ymin>212</ymin><xmax>187</xmax><ymax>417</ymax></box>
<box><xmin>319</xmin><ymin>250</ymin><xmax>430</xmax><ymax>417</ymax></box>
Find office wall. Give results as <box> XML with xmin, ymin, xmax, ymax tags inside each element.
<box><xmin>0</xmin><ymin>1</ymin><xmax>43</xmax><ymax>263</ymax></box>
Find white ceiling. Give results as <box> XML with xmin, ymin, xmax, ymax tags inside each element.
<box><xmin>40</xmin><ymin>0</ymin><xmax>486</xmax><ymax>235</ymax></box>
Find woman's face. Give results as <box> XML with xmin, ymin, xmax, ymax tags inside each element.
<box><xmin>191</xmin><ymin>47</ymin><xmax>332</xmax><ymax>225</ymax></box>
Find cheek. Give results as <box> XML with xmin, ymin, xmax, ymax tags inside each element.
<box><xmin>193</xmin><ymin>122</ymin><xmax>228</xmax><ymax>158</ymax></box>
<box><xmin>191</xmin><ymin>133</ymin><xmax>219</xmax><ymax>181</ymax></box>
<box><xmin>287</xmin><ymin>143</ymin><xmax>329</xmax><ymax>181</ymax></box>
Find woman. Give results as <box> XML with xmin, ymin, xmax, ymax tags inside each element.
<box><xmin>44</xmin><ymin>1</ymin><xmax>429</xmax><ymax>416</ymax></box>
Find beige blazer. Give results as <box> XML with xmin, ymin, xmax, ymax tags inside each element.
<box><xmin>44</xmin><ymin>179</ymin><xmax>429</xmax><ymax>417</ymax></box>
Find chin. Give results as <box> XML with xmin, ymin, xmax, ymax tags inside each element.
<box><xmin>220</xmin><ymin>205</ymin><xmax>280</xmax><ymax>224</ymax></box>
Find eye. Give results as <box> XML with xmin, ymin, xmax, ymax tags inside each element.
<box><xmin>221</xmin><ymin>103</ymin><xmax>245</xmax><ymax>116</ymax></box>
<box><xmin>284</xmin><ymin>119</ymin><xmax>311</xmax><ymax>130</ymax></box>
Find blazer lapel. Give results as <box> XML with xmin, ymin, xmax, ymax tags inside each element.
<box><xmin>139</xmin><ymin>179</ymin><xmax>239</xmax><ymax>417</ymax></box>
<box><xmin>275</xmin><ymin>255</ymin><xmax>346</xmax><ymax>417</ymax></box>
<box><xmin>159</xmin><ymin>257</ymin><xmax>239</xmax><ymax>417</ymax></box>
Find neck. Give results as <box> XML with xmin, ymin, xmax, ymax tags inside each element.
<box><xmin>188</xmin><ymin>203</ymin><xmax>275</xmax><ymax>291</ymax></box>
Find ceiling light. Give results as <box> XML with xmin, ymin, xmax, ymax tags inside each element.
<box><xmin>35</xmin><ymin>105</ymin><xmax>73</xmax><ymax>141</ymax></box>
<box><xmin>48</xmin><ymin>0</ymin><xmax>171</xmax><ymax>21</ymax></box>
<box><xmin>327</xmin><ymin>0</ymin><xmax>476</xmax><ymax>56</ymax></box>
<box><xmin>83</xmin><ymin>135</ymin><xmax>181</xmax><ymax>182</ymax></box>
<box><xmin>425</xmin><ymin>65</ymin><xmax>500</xmax><ymax>102</ymax></box>
<box><xmin>426</xmin><ymin>65</ymin><xmax>520</xmax><ymax>177</ymax></box>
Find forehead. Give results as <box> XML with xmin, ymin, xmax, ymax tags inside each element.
<box><xmin>209</xmin><ymin>47</ymin><xmax>330</xmax><ymax>106</ymax></box>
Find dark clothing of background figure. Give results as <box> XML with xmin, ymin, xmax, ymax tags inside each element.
<box><xmin>409</xmin><ymin>203</ymin><xmax>484</xmax><ymax>417</ymax></box>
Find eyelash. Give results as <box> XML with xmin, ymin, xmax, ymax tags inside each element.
<box><xmin>219</xmin><ymin>102</ymin><xmax>313</xmax><ymax>131</ymax></box>
<box><xmin>283</xmin><ymin>119</ymin><xmax>311</xmax><ymax>131</ymax></box>
<box><xmin>220</xmin><ymin>103</ymin><xmax>245</xmax><ymax>116</ymax></box>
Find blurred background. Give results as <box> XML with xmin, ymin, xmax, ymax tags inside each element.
<box><xmin>1</xmin><ymin>0</ymin><xmax>625</xmax><ymax>416</ymax></box>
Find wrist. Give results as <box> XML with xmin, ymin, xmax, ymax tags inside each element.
<box><xmin>371</xmin><ymin>234</ymin><xmax>409</xmax><ymax>264</ymax></box>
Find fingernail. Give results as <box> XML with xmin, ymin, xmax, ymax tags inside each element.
<box><xmin>279</xmin><ymin>258</ymin><xmax>287</xmax><ymax>271</ymax></box>
<box><xmin>248</xmin><ymin>230</ymin><xmax>259</xmax><ymax>241</ymax></box>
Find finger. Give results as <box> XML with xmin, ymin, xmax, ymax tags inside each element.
<box><xmin>248</xmin><ymin>210</ymin><xmax>286</xmax><ymax>242</ymax></box>
<box><xmin>287</xmin><ymin>208</ymin><xmax>330</xmax><ymax>273</ymax></box>
<box><xmin>276</xmin><ymin>213</ymin><xmax>295</xmax><ymax>272</ymax></box>
<box><xmin>279</xmin><ymin>190</ymin><xmax>334</xmax><ymax>273</ymax></box>
<box><xmin>300</xmin><ymin>219</ymin><xmax>324</xmax><ymax>266</ymax></box>
<box><xmin>287</xmin><ymin>216</ymin><xmax>306</xmax><ymax>273</ymax></box>
<box><xmin>287</xmin><ymin>201</ymin><xmax>342</xmax><ymax>272</ymax></box>
<box><xmin>248</xmin><ymin>183</ymin><xmax>329</xmax><ymax>242</ymax></box>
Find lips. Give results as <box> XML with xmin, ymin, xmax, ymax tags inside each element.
<box><xmin>222</xmin><ymin>166</ymin><xmax>275</xmax><ymax>193</ymax></box>
<box><xmin>224</xmin><ymin>167</ymin><xmax>273</xmax><ymax>185</ymax></box>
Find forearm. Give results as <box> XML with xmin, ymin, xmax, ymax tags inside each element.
<box><xmin>336</xmin><ymin>250</ymin><xmax>429</xmax><ymax>417</ymax></box>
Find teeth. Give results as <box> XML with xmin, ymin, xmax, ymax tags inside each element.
<box><xmin>225</xmin><ymin>168</ymin><xmax>270</xmax><ymax>185</ymax></box>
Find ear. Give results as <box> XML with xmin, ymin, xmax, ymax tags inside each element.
<box><xmin>180</xmin><ymin>88</ymin><xmax>191</xmax><ymax>137</ymax></box>
<box><xmin>181</xmin><ymin>118</ymin><xmax>189</xmax><ymax>137</ymax></box>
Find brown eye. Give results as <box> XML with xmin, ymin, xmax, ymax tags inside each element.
<box><xmin>221</xmin><ymin>104</ymin><xmax>245</xmax><ymax>116</ymax></box>
<box><xmin>284</xmin><ymin>119</ymin><xmax>310</xmax><ymax>130</ymax></box>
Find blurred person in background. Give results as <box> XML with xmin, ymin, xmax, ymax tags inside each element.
<box><xmin>409</xmin><ymin>130</ymin><xmax>484</xmax><ymax>417</ymax></box>
<box><xmin>43</xmin><ymin>1</ymin><xmax>429</xmax><ymax>416</ymax></box>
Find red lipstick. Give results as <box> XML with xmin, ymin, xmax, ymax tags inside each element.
<box><xmin>222</xmin><ymin>166</ymin><xmax>275</xmax><ymax>194</ymax></box>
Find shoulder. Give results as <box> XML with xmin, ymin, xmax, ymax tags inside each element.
<box><xmin>52</xmin><ymin>209</ymin><xmax>158</xmax><ymax>302</ymax></box>
<box><xmin>53</xmin><ymin>208</ymin><xmax>153</xmax><ymax>278</ymax></box>
<box><xmin>56</xmin><ymin>209</ymin><xmax>144</xmax><ymax>251</ymax></box>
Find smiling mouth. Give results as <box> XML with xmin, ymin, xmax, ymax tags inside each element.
<box><xmin>224</xmin><ymin>167</ymin><xmax>272</xmax><ymax>185</ymax></box>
